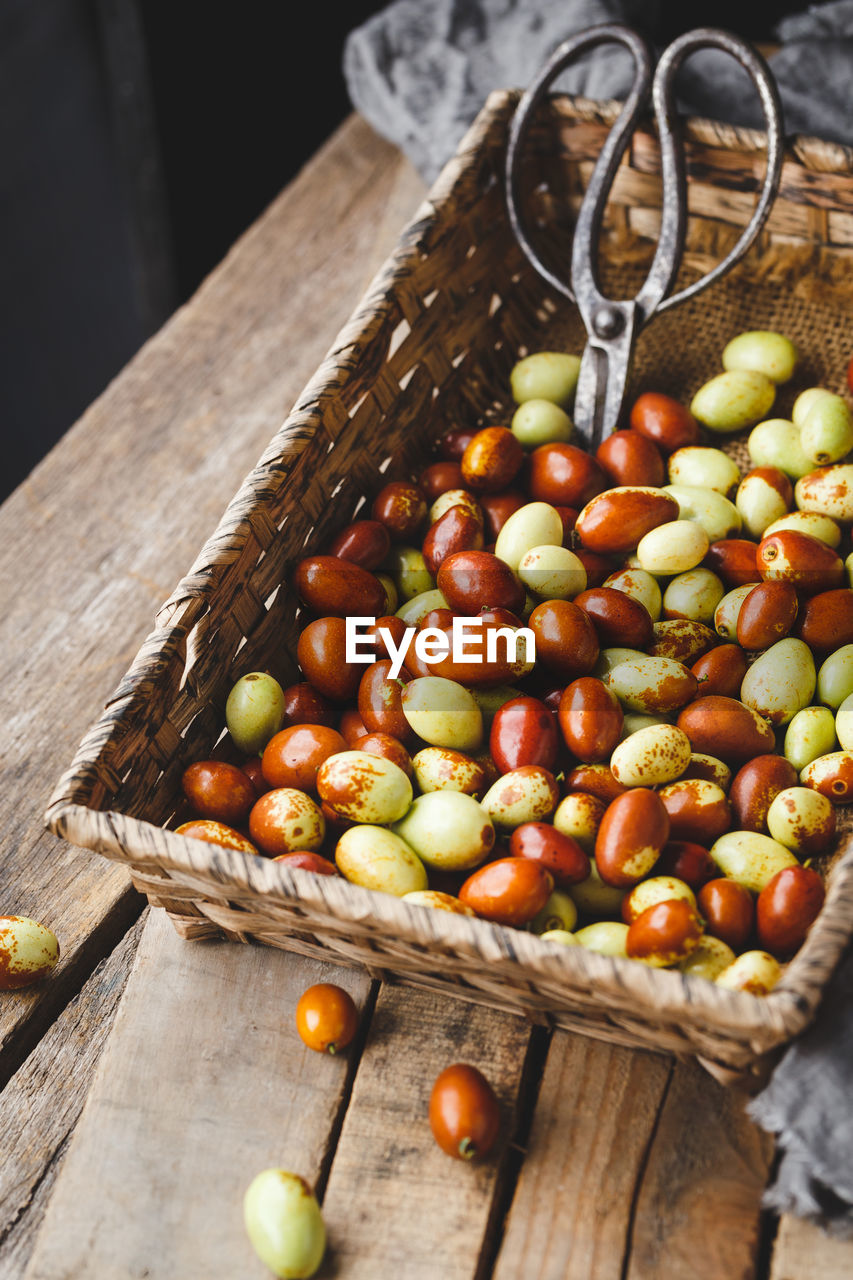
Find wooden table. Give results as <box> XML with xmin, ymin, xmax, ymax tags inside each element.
<box><xmin>2</xmin><ymin>113</ymin><xmax>851</xmax><ymax>1280</ymax></box>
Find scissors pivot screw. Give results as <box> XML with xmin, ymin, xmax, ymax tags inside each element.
<box><xmin>592</xmin><ymin>304</ymin><xmax>624</xmax><ymax>339</ymax></box>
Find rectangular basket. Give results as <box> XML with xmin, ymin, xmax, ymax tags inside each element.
<box><xmin>46</xmin><ymin>91</ymin><xmax>853</xmax><ymax>1085</ymax></box>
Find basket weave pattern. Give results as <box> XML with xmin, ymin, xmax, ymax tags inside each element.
<box><xmin>47</xmin><ymin>93</ymin><xmax>853</xmax><ymax>1080</ymax></box>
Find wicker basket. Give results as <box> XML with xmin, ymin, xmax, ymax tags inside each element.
<box><xmin>46</xmin><ymin>92</ymin><xmax>853</xmax><ymax>1085</ymax></box>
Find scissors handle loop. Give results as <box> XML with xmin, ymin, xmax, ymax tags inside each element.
<box><xmin>506</xmin><ymin>22</ymin><xmax>653</xmax><ymax>308</ymax></box>
<box><xmin>654</xmin><ymin>28</ymin><xmax>784</xmax><ymax>313</ymax></box>
<box><xmin>506</xmin><ymin>24</ymin><xmax>783</xmax><ymax>319</ymax></box>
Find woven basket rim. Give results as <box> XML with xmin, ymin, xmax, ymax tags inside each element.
<box><xmin>46</xmin><ymin>795</ymin><xmax>853</xmax><ymax>1052</ymax></box>
<box><xmin>489</xmin><ymin>87</ymin><xmax>853</xmax><ymax>172</ymax></box>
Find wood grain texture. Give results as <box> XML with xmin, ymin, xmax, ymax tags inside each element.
<box><xmin>770</xmin><ymin>1216</ymin><xmax>853</xmax><ymax>1280</ymax></box>
<box><xmin>0</xmin><ymin>913</ymin><xmax>147</xmax><ymax>1278</ymax></box>
<box><xmin>625</xmin><ymin>1060</ymin><xmax>774</xmax><ymax>1280</ymax></box>
<box><xmin>494</xmin><ymin>1040</ymin><xmax>774</xmax><ymax>1280</ymax></box>
<box><xmin>22</xmin><ymin>909</ymin><xmax>373</xmax><ymax>1280</ymax></box>
<box><xmin>0</xmin><ymin>113</ymin><xmax>425</xmax><ymax>1065</ymax></box>
<box><xmin>317</xmin><ymin>983</ymin><xmax>532</xmax><ymax>1279</ymax></box>
<box><xmin>492</xmin><ymin>1034</ymin><xmax>672</xmax><ymax>1280</ymax></box>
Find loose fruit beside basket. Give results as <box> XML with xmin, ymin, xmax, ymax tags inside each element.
<box><xmin>173</xmin><ymin>330</ymin><xmax>853</xmax><ymax>997</ymax></box>
<box><xmin>428</xmin><ymin>1063</ymin><xmax>501</xmax><ymax>1161</ymax></box>
<box><xmin>295</xmin><ymin>983</ymin><xmax>359</xmax><ymax>1055</ymax></box>
<box><xmin>243</xmin><ymin>1169</ymin><xmax>326</xmax><ymax>1279</ymax></box>
<box><xmin>0</xmin><ymin>916</ymin><xmax>60</xmax><ymax>990</ymax></box>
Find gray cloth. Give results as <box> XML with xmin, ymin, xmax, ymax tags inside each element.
<box><xmin>677</xmin><ymin>4</ymin><xmax>853</xmax><ymax>146</ymax></box>
<box><xmin>343</xmin><ymin>0</ymin><xmax>853</xmax><ymax>1236</ymax></box>
<box><xmin>343</xmin><ymin>0</ymin><xmax>654</xmax><ymax>182</ymax></box>
<box><xmin>747</xmin><ymin>946</ymin><xmax>853</xmax><ymax>1238</ymax></box>
<box><xmin>343</xmin><ymin>0</ymin><xmax>853</xmax><ymax>184</ymax></box>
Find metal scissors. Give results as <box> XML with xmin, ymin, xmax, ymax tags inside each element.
<box><xmin>505</xmin><ymin>24</ymin><xmax>784</xmax><ymax>451</ymax></box>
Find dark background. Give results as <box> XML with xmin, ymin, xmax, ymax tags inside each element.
<box><xmin>0</xmin><ymin>1</ymin><xmax>802</xmax><ymax>502</ymax></box>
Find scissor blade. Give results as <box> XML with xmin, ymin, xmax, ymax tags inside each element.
<box><xmin>572</xmin><ymin>314</ymin><xmax>638</xmax><ymax>453</ymax></box>
<box><xmin>573</xmin><ymin>343</ymin><xmax>609</xmax><ymax>453</ymax></box>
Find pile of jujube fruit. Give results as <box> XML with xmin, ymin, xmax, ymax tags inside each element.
<box><xmin>173</xmin><ymin>330</ymin><xmax>853</xmax><ymax>996</ymax></box>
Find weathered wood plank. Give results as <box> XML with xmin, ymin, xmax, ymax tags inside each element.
<box><xmin>625</xmin><ymin>1060</ymin><xmax>774</xmax><ymax>1280</ymax></box>
<box><xmin>0</xmin><ymin>913</ymin><xmax>148</xmax><ymax>1278</ymax></box>
<box><xmin>493</xmin><ymin>1032</ymin><xmax>774</xmax><ymax>1280</ymax></box>
<box><xmin>22</xmin><ymin>909</ymin><xmax>373</xmax><ymax>1279</ymax></box>
<box><xmin>0</xmin><ymin>890</ymin><xmax>144</xmax><ymax>1093</ymax></box>
<box><xmin>492</xmin><ymin>1033</ymin><xmax>672</xmax><ymax>1280</ymax></box>
<box><xmin>318</xmin><ymin>983</ymin><xmax>532</xmax><ymax>1279</ymax></box>
<box><xmin>355</xmin><ymin>147</ymin><xmax>427</xmax><ymax>296</ymax></box>
<box><xmin>770</xmin><ymin>1215</ymin><xmax>853</xmax><ymax>1280</ymax></box>
<box><xmin>0</xmin><ymin>114</ymin><xmax>425</xmax><ymax>1066</ymax></box>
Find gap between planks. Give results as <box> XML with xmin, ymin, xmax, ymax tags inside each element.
<box><xmin>490</xmin><ymin>1033</ymin><xmax>774</xmax><ymax>1280</ymax></box>
<box><xmin>0</xmin><ymin>912</ymin><xmax>148</xmax><ymax>1277</ymax></box>
<box><xmin>21</xmin><ymin>910</ymin><xmax>373</xmax><ymax>1280</ymax></box>
<box><xmin>314</xmin><ymin>980</ymin><xmax>532</xmax><ymax>1279</ymax></box>
<box><xmin>0</xmin><ymin>886</ymin><xmax>145</xmax><ymax>1093</ymax></box>
<box><xmin>20</xmin><ymin>908</ymin><xmax>532</xmax><ymax>1280</ymax></box>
